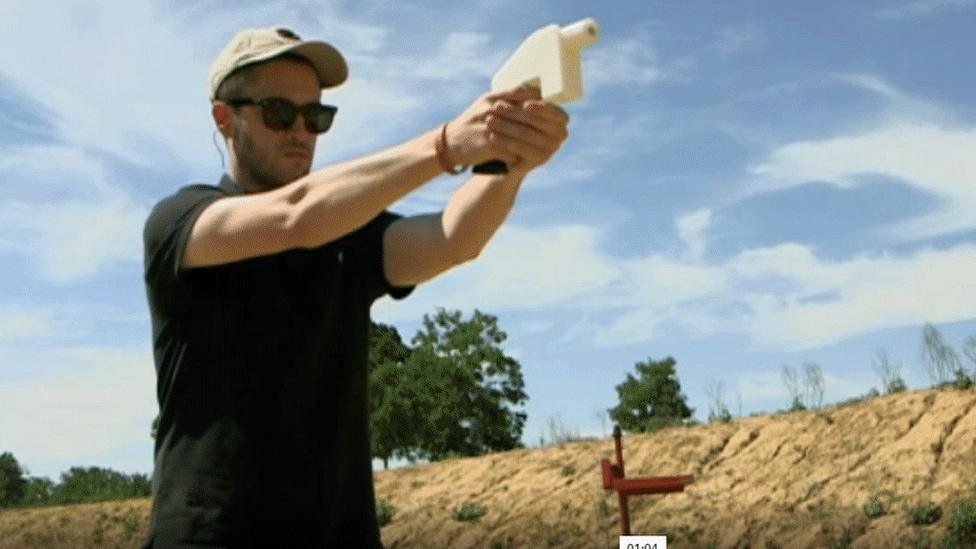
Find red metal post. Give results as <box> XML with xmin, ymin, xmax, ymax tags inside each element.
<box><xmin>604</xmin><ymin>425</ymin><xmax>695</xmax><ymax>535</ymax></box>
<box><xmin>618</xmin><ymin>491</ymin><xmax>631</xmax><ymax>535</ymax></box>
<box><xmin>612</xmin><ymin>425</ymin><xmax>630</xmax><ymax>534</ymax></box>
<box><xmin>613</xmin><ymin>425</ymin><xmax>625</xmax><ymax>476</ymax></box>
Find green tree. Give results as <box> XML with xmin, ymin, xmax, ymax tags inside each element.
<box><xmin>0</xmin><ymin>451</ymin><xmax>28</xmax><ymax>507</ymax></box>
<box><xmin>368</xmin><ymin>321</ymin><xmax>425</xmax><ymax>468</ymax></box>
<box><xmin>51</xmin><ymin>467</ymin><xmax>151</xmax><ymax>505</ymax></box>
<box><xmin>407</xmin><ymin>309</ymin><xmax>528</xmax><ymax>460</ymax></box>
<box><xmin>369</xmin><ymin>321</ymin><xmax>411</xmax><ymax>367</ymax></box>
<box><xmin>608</xmin><ymin>356</ymin><xmax>693</xmax><ymax>432</ymax></box>
<box><xmin>21</xmin><ymin>476</ymin><xmax>55</xmax><ymax>507</ymax></box>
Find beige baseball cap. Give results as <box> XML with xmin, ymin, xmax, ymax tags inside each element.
<box><xmin>208</xmin><ymin>26</ymin><xmax>348</xmax><ymax>101</ymax></box>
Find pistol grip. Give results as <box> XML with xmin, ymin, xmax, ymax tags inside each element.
<box><xmin>472</xmin><ymin>159</ymin><xmax>509</xmax><ymax>174</ymax></box>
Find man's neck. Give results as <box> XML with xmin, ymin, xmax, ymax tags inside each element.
<box><xmin>228</xmin><ymin>164</ymin><xmax>263</xmax><ymax>194</ymax></box>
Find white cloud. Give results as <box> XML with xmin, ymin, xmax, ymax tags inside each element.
<box><xmin>677</xmin><ymin>208</ymin><xmax>713</xmax><ymax>261</ymax></box>
<box><xmin>592</xmin><ymin>308</ymin><xmax>665</xmax><ymax>347</ymax></box>
<box><xmin>831</xmin><ymin>73</ymin><xmax>903</xmax><ymax>100</ymax></box>
<box><xmin>0</xmin><ymin>345</ymin><xmax>156</xmax><ymax>474</ymax></box>
<box><xmin>0</xmin><ymin>307</ymin><xmax>54</xmax><ymax>341</ymax></box>
<box><xmin>621</xmin><ymin>256</ymin><xmax>727</xmax><ymax>308</ymax></box>
<box><xmin>414</xmin><ymin>32</ymin><xmax>499</xmax><ymax>81</ymax></box>
<box><xmin>0</xmin><ymin>145</ymin><xmax>146</xmax><ymax>283</ymax></box>
<box><xmin>0</xmin><ymin>1</ymin><xmax>222</xmax><ymax>169</ymax></box>
<box><xmin>747</xmin><ymin>123</ymin><xmax>976</xmax><ymax>239</ymax></box>
<box><xmin>831</xmin><ymin>73</ymin><xmax>951</xmax><ymax>124</ymax></box>
<box><xmin>374</xmin><ymin>223</ymin><xmax>622</xmax><ymax>322</ymax></box>
<box><xmin>586</xmin><ymin>35</ymin><xmax>666</xmax><ymax>92</ymax></box>
<box><xmin>0</xmin><ymin>1</ymin><xmax>480</xmax><ymax>173</ymax></box>
<box><xmin>875</xmin><ymin>0</ymin><xmax>976</xmax><ymax>19</ymax></box>
<box><xmin>740</xmin><ymin>244</ymin><xmax>976</xmax><ymax>350</ymax></box>
<box><xmin>2</xmin><ymin>199</ymin><xmax>146</xmax><ymax>282</ymax></box>
<box><xmin>502</xmin><ymin>111</ymin><xmax>674</xmax><ymax>192</ymax></box>
<box><xmin>380</xmin><ymin>214</ymin><xmax>976</xmax><ymax>352</ymax></box>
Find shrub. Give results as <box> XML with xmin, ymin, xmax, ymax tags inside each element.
<box><xmin>907</xmin><ymin>501</ymin><xmax>942</xmax><ymax>525</ymax></box>
<box><xmin>864</xmin><ymin>495</ymin><xmax>886</xmax><ymax>519</ymax></box>
<box><xmin>944</xmin><ymin>499</ymin><xmax>976</xmax><ymax>547</ymax></box>
<box><xmin>376</xmin><ymin>499</ymin><xmax>396</xmax><ymax>527</ymax></box>
<box><xmin>952</xmin><ymin>369</ymin><xmax>973</xmax><ymax>390</ymax></box>
<box><xmin>560</xmin><ymin>464</ymin><xmax>576</xmax><ymax>477</ymax></box>
<box><xmin>453</xmin><ymin>501</ymin><xmax>486</xmax><ymax>522</ymax></box>
<box><xmin>708</xmin><ymin>408</ymin><xmax>733</xmax><ymax>424</ymax></box>
<box><xmin>887</xmin><ymin>377</ymin><xmax>907</xmax><ymax>393</ymax></box>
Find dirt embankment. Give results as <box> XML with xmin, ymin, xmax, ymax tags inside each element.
<box><xmin>2</xmin><ymin>388</ymin><xmax>974</xmax><ymax>548</ymax></box>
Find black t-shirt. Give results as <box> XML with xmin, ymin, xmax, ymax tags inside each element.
<box><xmin>141</xmin><ymin>174</ymin><xmax>412</xmax><ymax>548</ymax></box>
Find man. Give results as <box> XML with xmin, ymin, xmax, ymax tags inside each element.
<box><xmin>142</xmin><ymin>26</ymin><xmax>568</xmax><ymax>548</ymax></box>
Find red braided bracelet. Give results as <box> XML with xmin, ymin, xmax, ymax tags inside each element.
<box><xmin>435</xmin><ymin>123</ymin><xmax>468</xmax><ymax>175</ymax></box>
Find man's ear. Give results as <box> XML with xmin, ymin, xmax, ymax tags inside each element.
<box><xmin>212</xmin><ymin>102</ymin><xmax>233</xmax><ymax>138</ymax></box>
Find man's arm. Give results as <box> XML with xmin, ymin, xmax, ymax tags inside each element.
<box><xmin>181</xmin><ymin>88</ymin><xmax>541</xmax><ymax>270</ymax></box>
<box><xmin>383</xmin><ymin>93</ymin><xmax>570</xmax><ymax>286</ymax></box>
<box><xmin>382</xmin><ymin>172</ymin><xmax>525</xmax><ymax>286</ymax></box>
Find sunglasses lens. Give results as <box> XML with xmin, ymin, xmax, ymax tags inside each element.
<box><xmin>262</xmin><ymin>99</ymin><xmax>298</xmax><ymax>131</ymax></box>
<box><xmin>306</xmin><ymin>106</ymin><xmax>336</xmax><ymax>134</ymax></box>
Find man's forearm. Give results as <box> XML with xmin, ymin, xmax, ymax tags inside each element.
<box><xmin>441</xmin><ymin>170</ymin><xmax>527</xmax><ymax>261</ymax></box>
<box><xmin>289</xmin><ymin>127</ymin><xmax>443</xmax><ymax>248</ymax></box>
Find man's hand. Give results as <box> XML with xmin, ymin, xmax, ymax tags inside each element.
<box><xmin>446</xmin><ymin>86</ymin><xmax>570</xmax><ymax>173</ymax></box>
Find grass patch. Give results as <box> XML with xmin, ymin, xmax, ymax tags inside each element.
<box><xmin>595</xmin><ymin>498</ymin><xmax>611</xmax><ymax>518</ymax></box>
<box><xmin>452</xmin><ymin>501</ymin><xmax>486</xmax><ymax>522</ymax></box>
<box><xmin>560</xmin><ymin>464</ymin><xmax>576</xmax><ymax>476</ymax></box>
<box><xmin>907</xmin><ymin>501</ymin><xmax>942</xmax><ymax>525</ymax></box>
<box><xmin>376</xmin><ymin>499</ymin><xmax>396</xmax><ymax>527</ymax></box>
<box><xmin>863</xmin><ymin>495</ymin><xmax>886</xmax><ymax>519</ymax></box>
<box><xmin>123</xmin><ymin>512</ymin><xmax>141</xmax><ymax>535</ymax></box>
<box><xmin>944</xmin><ymin>499</ymin><xmax>976</xmax><ymax>548</ymax></box>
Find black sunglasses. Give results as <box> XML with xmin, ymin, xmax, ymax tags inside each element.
<box><xmin>226</xmin><ymin>97</ymin><xmax>338</xmax><ymax>134</ymax></box>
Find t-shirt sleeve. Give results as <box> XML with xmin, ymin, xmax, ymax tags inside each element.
<box><xmin>362</xmin><ymin>210</ymin><xmax>415</xmax><ymax>302</ymax></box>
<box><xmin>143</xmin><ymin>185</ymin><xmax>223</xmax><ymax>285</ymax></box>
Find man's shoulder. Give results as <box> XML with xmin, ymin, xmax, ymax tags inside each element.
<box><xmin>143</xmin><ymin>183</ymin><xmax>226</xmax><ymax>248</ymax></box>
<box><xmin>149</xmin><ymin>182</ymin><xmax>225</xmax><ymax>221</ymax></box>
<box><xmin>152</xmin><ymin>183</ymin><xmax>223</xmax><ymax>212</ymax></box>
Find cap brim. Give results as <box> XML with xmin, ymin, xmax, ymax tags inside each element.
<box><xmin>289</xmin><ymin>41</ymin><xmax>348</xmax><ymax>88</ymax></box>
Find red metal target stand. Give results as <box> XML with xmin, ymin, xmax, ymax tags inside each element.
<box><xmin>600</xmin><ymin>425</ymin><xmax>695</xmax><ymax>535</ymax></box>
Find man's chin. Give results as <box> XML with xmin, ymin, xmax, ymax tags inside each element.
<box><xmin>284</xmin><ymin>160</ymin><xmax>312</xmax><ymax>180</ymax></box>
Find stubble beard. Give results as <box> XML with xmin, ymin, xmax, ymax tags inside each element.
<box><xmin>233</xmin><ymin>126</ymin><xmax>311</xmax><ymax>192</ymax></box>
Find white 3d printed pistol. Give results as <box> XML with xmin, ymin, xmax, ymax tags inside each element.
<box><xmin>473</xmin><ymin>18</ymin><xmax>601</xmax><ymax>174</ymax></box>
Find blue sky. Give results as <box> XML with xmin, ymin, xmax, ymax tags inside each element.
<box><xmin>2</xmin><ymin>0</ymin><xmax>975</xmax><ymax>479</ymax></box>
